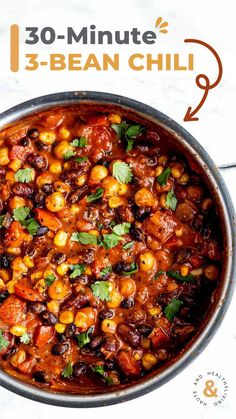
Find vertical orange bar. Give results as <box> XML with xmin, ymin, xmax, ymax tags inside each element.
<box><xmin>10</xmin><ymin>24</ymin><xmax>19</xmax><ymax>72</ymax></box>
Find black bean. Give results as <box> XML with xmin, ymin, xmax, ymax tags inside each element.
<box><xmin>65</xmin><ymin>324</ymin><xmax>76</xmax><ymax>338</ymax></box>
<box><xmin>56</xmin><ymin>333</ymin><xmax>67</xmax><ymax>343</ymax></box>
<box><xmin>33</xmin><ymin>371</ymin><xmax>47</xmax><ymax>383</ymax></box>
<box><xmin>0</xmin><ymin>254</ymin><xmax>10</xmax><ymax>269</ymax></box>
<box><xmin>34</xmin><ymin>226</ymin><xmax>49</xmax><ymax>237</ymax></box>
<box><xmin>27</xmin><ymin>128</ymin><xmax>39</xmax><ymax>139</ymax></box>
<box><xmin>21</xmin><ymin>137</ymin><xmax>30</xmax><ymax>146</ymax></box>
<box><xmin>99</xmin><ymin>309</ymin><xmax>114</xmax><ymax>321</ymax></box>
<box><xmin>34</xmin><ymin>191</ymin><xmax>45</xmax><ymax>208</ymax></box>
<box><xmin>73</xmin><ymin>362</ymin><xmax>87</xmax><ymax>377</ymax></box>
<box><xmin>28</xmin><ymin>302</ymin><xmax>46</xmax><ymax>313</ymax></box>
<box><xmin>41</xmin><ymin>184</ymin><xmax>54</xmax><ymax>195</ymax></box>
<box><xmin>121</xmin><ymin>298</ymin><xmax>135</xmax><ymax>309</ymax></box>
<box><xmin>105</xmin><ymin>361</ymin><xmax>115</xmax><ymax>370</ymax></box>
<box><xmin>191</xmin><ymin>214</ymin><xmax>204</xmax><ymax>231</ymax></box>
<box><xmin>40</xmin><ymin>311</ymin><xmax>57</xmax><ymax>325</ymax></box>
<box><xmin>89</xmin><ymin>336</ymin><xmax>104</xmax><ymax>349</ymax></box>
<box><xmin>130</xmin><ymin>225</ymin><xmax>144</xmax><ymax>242</ymax></box>
<box><xmin>35</xmin><ymin>141</ymin><xmax>49</xmax><ymax>151</ymax></box>
<box><xmin>3</xmin><ymin>346</ymin><xmax>17</xmax><ymax>361</ymax></box>
<box><xmin>114</xmin><ymin>262</ymin><xmax>134</xmax><ymax>274</ymax></box>
<box><xmin>52</xmin><ymin>252</ymin><xmax>66</xmax><ymax>264</ymax></box>
<box><xmin>136</xmin><ymin>324</ymin><xmax>152</xmax><ymax>337</ymax></box>
<box><xmin>52</xmin><ymin>342</ymin><xmax>69</xmax><ymax>355</ymax></box>
<box><xmin>80</xmin><ymin>347</ymin><xmax>101</xmax><ymax>357</ymax></box>
<box><xmin>0</xmin><ymin>291</ymin><xmax>9</xmax><ymax>304</ymax></box>
<box><xmin>176</xmin><ymin>248</ymin><xmax>192</xmax><ymax>264</ymax></box>
<box><xmin>133</xmin><ymin>206</ymin><xmax>151</xmax><ymax>221</ymax></box>
<box><xmin>202</xmin><ymin>226</ymin><xmax>212</xmax><ymax>240</ymax></box>
<box><xmin>96</xmin><ymin>159</ymin><xmax>110</xmax><ymax>168</ymax></box>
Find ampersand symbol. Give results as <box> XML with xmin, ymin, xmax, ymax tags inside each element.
<box><xmin>203</xmin><ymin>380</ymin><xmax>218</xmax><ymax>398</ymax></box>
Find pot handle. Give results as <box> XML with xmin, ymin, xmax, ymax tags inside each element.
<box><xmin>218</xmin><ymin>163</ymin><xmax>236</xmax><ymax>170</ymax></box>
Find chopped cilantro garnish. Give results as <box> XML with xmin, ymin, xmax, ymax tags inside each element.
<box><xmin>63</xmin><ymin>150</ymin><xmax>76</xmax><ymax>160</ymax></box>
<box><xmin>14</xmin><ymin>168</ymin><xmax>34</xmax><ymax>183</ymax></box>
<box><xmin>167</xmin><ymin>270</ymin><xmax>194</xmax><ymax>282</ymax></box>
<box><xmin>164</xmin><ymin>299</ymin><xmax>183</xmax><ymax>322</ymax></box>
<box><xmin>20</xmin><ymin>332</ymin><xmax>30</xmax><ymax>344</ymax></box>
<box><xmin>112</xmin><ymin>161</ymin><xmax>133</xmax><ymax>184</ymax></box>
<box><xmin>71</xmin><ymin>232</ymin><xmax>98</xmax><ymax>245</ymax></box>
<box><xmin>45</xmin><ymin>274</ymin><xmax>56</xmax><ymax>286</ymax></box>
<box><xmin>0</xmin><ymin>330</ymin><xmax>9</xmax><ymax>351</ymax></box>
<box><xmin>157</xmin><ymin>167</ymin><xmax>171</xmax><ymax>186</ymax></box>
<box><xmin>100</xmin><ymin>266</ymin><xmax>112</xmax><ymax>277</ymax></box>
<box><xmin>71</xmin><ymin>137</ymin><xmax>87</xmax><ymax>147</ymax></box>
<box><xmin>69</xmin><ymin>264</ymin><xmax>86</xmax><ymax>279</ymax></box>
<box><xmin>91</xmin><ymin>281</ymin><xmax>111</xmax><ymax>301</ymax></box>
<box><xmin>122</xmin><ymin>241</ymin><xmax>134</xmax><ymax>250</ymax></box>
<box><xmin>62</xmin><ymin>360</ymin><xmax>73</xmax><ymax>378</ymax></box>
<box><xmin>112</xmin><ymin>222</ymin><xmax>131</xmax><ymax>236</ymax></box>
<box><xmin>166</xmin><ymin>189</ymin><xmax>177</xmax><ymax>210</ymax></box>
<box><xmin>86</xmin><ymin>188</ymin><xmax>104</xmax><ymax>203</ymax></box>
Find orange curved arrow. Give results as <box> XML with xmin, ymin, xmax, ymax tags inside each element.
<box><xmin>184</xmin><ymin>39</ymin><xmax>223</xmax><ymax>122</ymax></box>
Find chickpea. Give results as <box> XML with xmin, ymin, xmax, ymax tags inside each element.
<box><xmin>8</xmin><ymin>159</ymin><xmax>21</xmax><ymax>172</ymax></box>
<box><xmin>46</xmin><ymin>192</ymin><xmax>65</xmax><ymax>212</ymax></box>
<box><xmin>90</xmin><ymin>165</ymin><xmax>108</xmax><ymax>184</ymax></box>
<box><xmin>134</xmin><ymin>187</ymin><xmax>156</xmax><ymax>207</ymax></box>
<box><xmin>39</xmin><ymin>131</ymin><xmax>56</xmax><ymax>145</ymax></box>
<box><xmin>155</xmin><ymin>166</ymin><xmax>164</xmax><ymax>177</ymax></box>
<box><xmin>0</xmin><ymin>147</ymin><xmax>10</xmax><ymax>165</ymax></box>
<box><xmin>108</xmin><ymin>113</ymin><xmax>121</xmax><ymax>124</ymax></box>
<box><xmin>9</xmin><ymin>196</ymin><xmax>26</xmax><ymax>209</ymax></box>
<box><xmin>204</xmin><ymin>265</ymin><xmax>219</xmax><ymax>281</ymax></box>
<box><xmin>102</xmin><ymin>176</ymin><xmax>120</xmax><ymax>196</ymax></box>
<box><xmin>179</xmin><ymin>173</ymin><xmax>189</xmax><ymax>184</ymax></box>
<box><xmin>120</xmin><ymin>278</ymin><xmax>136</xmax><ymax>297</ymax></box>
<box><xmin>142</xmin><ymin>353</ymin><xmax>157</xmax><ymax>370</ymax></box>
<box><xmin>108</xmin><ymin>196</ymin><xmax>127</xmax><ymax>208</ymax></box>
<box><xmin>36</xmin><ymin>172</ymin><xmax>53</xmax><ymax>188</ymax></box>
<box><xmin>139</xmin><ymin>252</ymin><xmax>155</xmax><ymax>272</ymax></box>
<box><xmin>101</xmin><ymin>319</ymin><xmax>117</xmax><ymax>333</ymax></box>
<box><xmin>54</xmin><ymin>141</ymin><xmax>74</xmax><ymax>159</ymax></box>
<box><xmin>53</xmin><ymin>181</ymin><xmax>70</xmax><ymax>193</ymax></box>
<box><xmin>118</xmin><ymin>183</ymin><xmax>129</xmax><ymax>196</ymax></box>
<box><xmin>158</xmin><ymin>155</ymin><xmax>168</xmax><ymax>165</ymax></box>
<box><xmin>107</xmin><ymin>290</ymin><xmax>123</xmax><ymax>309</ymax></box>
<box><xmin>76</xmin><ymin>174</ymin><xmax>87</xmax><ymax>187</ymax></box>
<box><xmin>48</xmin><ymin>280</ymin><xmax>71</xmax><ymax>300</ymax></box>
<box><xmin>74</xmin><ymin>307</ymin><xmax>97</xmax><ymax>331</ymax></box>
<box><xmin>170</xmin><ymin>163</ymin><xmax>183</xmax><ymax>179</ymax></box>
<box><xmin>59</xmin><ymin>127</ymin><xmax>70</xmax><ymax>140</ymax></box>
<box><xmin>49</xmin><ymin>161</ymin><xmax>62</xmax><ymax>174</ymax></box>
<box><xmin>160</xmin><ymin>193</ymin><xmax>167</xmax><ymax>208</ymax></box>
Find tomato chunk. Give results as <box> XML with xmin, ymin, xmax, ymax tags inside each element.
<box><xmin>34</xmin><ymin>326</ymin><xmax>55</xmax><ymax>348</ymax></box>
<box><xmin>116</xmin><ymin>350</ymin><xmax>141</xmax><ymax>377</ymax></box>
<box><xmin>9</xmin><ymin>145</ymin><xmax>31</xmax><ymax>160</ymax></box>
<box><xmin>5</xmin><ymin>221</ymin><xmax>31</xmax><ymax>247</ymax></box>
<box><xmin>0</xmin><ymin>295</ymin><xmax>26</xmax><ymax>326</ymax></box>
<box><xmin>35</xmin><ymin>209</ymin><xmax>62</xmax><ymax>231</ymax></box>
<box><xmin>14</xmin><ymin>282</ymin><xmax>45</xmax><ymax>302</ymax></box>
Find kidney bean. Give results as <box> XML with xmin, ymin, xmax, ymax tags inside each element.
<box><xmin>175</xmin><ymin>202</ymin><xmax>196</xmax><ymax>223</ymax></box>
<box><xmin>51</xmin><ymin>342</ymin><xmax>69</xmax><ymax>355</ymax></box>
<box><xmin>28</xmin><ymin>302</ymin><xmax>46</xmax><ymax>313</ymax></box>
<box><xmin>40</xmin><ymin>311</ymin><xmax>57</xmax><ymax>325</ymax></box>
<box><xmin>61</xmin><ymin>293</ymin><xmax>89</xmax><ymax>310</ymax></box>
<box><xmin>127</xmin><ymin>309</ymin><xmax>146</xmax><ymax>324</ymax></box>
<box><xmin>130</xmin><ymin>225</ymin><xmax>145</xmax><ymax>242</ymax></box>
<box><xmin>13</xmin><ymin>183</ymin><xmax>34</xmax><ymax>197</ymax></box>
<box><xmin>41</xmin><ymin>183</ymin><xmax>54</xmax><ymax>195</ymax></box>
<box><xmin>3</xmin><ymin>346</ymin><xmax>17</xmax><ymax>360</ymax></box>
<box><xmin>99</xmin><ymin>309</ymin><xmax>114</xmax><ymax>321</ymax></box>
<box><xmin>73</xmin><ymin>362</ymin><xmax>87</xmax><ymax>377</ymax></box>
<box><xmin>133</xmin><ymin>205</ymin><xmax>151</xmax><ymax>221</ymax></box>
<box><xmin>117</xmin><ymin>323</ymin><xmax>141</xmax><ymax>348</ymax></box>
<box><xmin>120</xmin><ymin>298</ymin><xmax>135</xmax><ymax>309</ymax></box>
<box><xmin>32</xmin><ymin>371</ymin><xmax>47</xmax><ymax>383</ymax></box>
<box><xmin>89</xmin><ymin>335</ymin><xmax>105</xmax><ymax>349</ymax></box>
<box><xmin>28</xmin><ymin>154</ymin><xmax>48</xmax><ymax>171</ymax></box>
<box><xmin>34</xmin><ymin>191</ymin><xmax>46</xmax><ymax>208</ymax></box>
<box><xmin>101</xmin><ymin>334</ymin><xmax>119</xmax><ymax>354</ymax></box>
<box><xmin>0</xmin><ymin>291</ymin><xmax>9</xmax><ymax>304</ymax></box>
<box><xmin>68</xmin><ymin>185</ymin><xmax>88</xmax><ymax>204</ymax></box>
<box><xmin>116</xmin><ymin>205</ymin><xmax>134</xmax><ymax>224</ymax></box>
<box><xmin>136</xmin><ymin>324</ymin><xmax>152</xmax><ymax>337</ymax></box>
<box><xmin>116</xmin><ymin>350</ymin><xmax>141</xmax><ymax>377</ymax></box>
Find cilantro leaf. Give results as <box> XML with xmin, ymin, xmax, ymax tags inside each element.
<box><xmin>13</xmin><ymin>206</ymin><xmax>30</xmax><ymax>222</ymax></box>
<box><xmin>112</xmin><ymin>222</ymin><xmax>131</xmax><ymax>236</ymax></box>
<box><xmin>102</xmin><ymin>233</ymin><xmax>123</xmax><ymax>249</ymax></box>
<box><xmin>69</xmin><ymin>264</ymin><xmax>85</xmax><ymax>279</ymax></box>
<box><xmin>164</xmin><ymin>299</ymin><xmax>183</xmax><ymax>322</ymax></box>
<box><xmin>20</xmin><ymin>332</ymin><xmax>30</xmax><ymax>344</ymax></box>
<box><xmin>63</xmin><ymin>150</ymin><xmax>75</xmax><ymax>160</ymax></box>
<box><xmin>45</xmin><ymin>274</ymin><xmax>56</xmax><ymax>286</ymax></box>
<box><xmin>91</xmin><ymin>281</ymin><xmax>111</xmax><ymax>301</ymax></box>
<box><xmin>111</xmin><ymin>123</ymin><xmax>144</xmax><ymax>152</ymax></box>
<box><xmin>14</xmin><ymin>168</ymin><xmax>34</xmax><ymax>183</ymax></box>
<box><xmin>126</xmin><ymin>138</ymin><xmax>134</xmax><ymax>152</ymax></box>
<box><xmin>71</xmin><ymin>232</ymin><xmax>98</xmax><ymax>245</ymax></box>
<box><xmin>77</xmin><ymin>327</ymin><xmax>93</xmax><ymax>348</ymax></box>
<box><xmin>74</xmin><ymin>156</ymin><xmax>88</xmax><ymax>163</ymax></box>
<box><xmin>167</xmin><ymin>270</ymin><xmax>194</xmax><ymax>282</ymax></box>
<box><xmin>166</xmin><ymin>189</ymin><xmax>177</xmax><ymax>210</ymax></box>
<box><xmin>0</xmin><ymin>215</ymin><xmax>5</xmax><ymax>228</ymax></box>
<box><xmin>153</xmin><ymin>270</ymin><xmax>165</xmax><ymax>280</ymax></box>
<box><xmin>86</xmin><ymin>188</ymin><xmax>104</xmax><ymax>203</ymax></box>
<box><xmin>111</xmin><ymin>123</ymin><xmax>128</xmax><ymax>138</ymax></box>
<box><xmin>92</xmin><ymin>365</ymin><xmax>105</xmax><ymax>375</ymax></box>
<box><xmin>100</xmin><ymin>266</ymin><xmax>112</xmax><ymax>277</ymax></box>
<box><xmin>71</xmin><ymin>137</ymin><xmax>87</xmax><ymax>147</ymax></box>
<box><xmin>112</xmin><ymin>161</ymin><xmax>133</xmax><ymax>184</ymax></box>
<box><xmin>22</xmin><ymin>218</ymin><xmax>40</xmax><ymax>236</ymax></box>
<box><xmin>122</xmin><ymin>241</ymin><xmax>134</xmax><ymax>250</ymax></box>
<box><xmin>62</xmin><ymin>360</ymin><xmax>73</xmax><ymax>378</ymax></box>
<box><xmin>122</xmin><ymin>262</ymin><xmax>138</xmax><ymax>275</ymax></box>
<box><xmin>157</xmin><ymin>167</ymin><xmax>171</xmax><ymax>186</ymax></box>
<box><xmin>125</xmin><ymin>125</ymin><xmax>143</xmax><ymax>138</ymax></box>
<box><xmin>0</xmin><ymin>330</ymin><xmax>10</xmax><ymax>351</ymax></box>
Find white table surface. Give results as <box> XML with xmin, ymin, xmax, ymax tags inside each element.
<box><xmin>0</xmin><ymin>0</ymin><xmax>235</xmax><ymax>417</ymax></box>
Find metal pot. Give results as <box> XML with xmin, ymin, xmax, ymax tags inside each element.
<box><xmin>0</xmin><ymin>91</ymin><xmax>235</xmax><ymax>408</ymax></box>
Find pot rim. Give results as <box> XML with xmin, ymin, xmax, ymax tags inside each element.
<box><xmin>0</xmin><ymin>91</ymin><xmax>235</xmax><ymax>408</ymax></box>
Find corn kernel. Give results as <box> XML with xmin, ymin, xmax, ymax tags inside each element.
<box><xmin>101</xmin><ymin>319</ymin><xmax>117</xmax><ymax>333</ymax></box>
<box><xmin>141</xmin><ymin>337</ymin><xmax>151</xmax><ymax>349</ymax></box>
<box><xmin>142</xmin><ymin>353</ymin><xmax>157</xmax><ymax>370</ymax></box>
<box><xmin>133</xmin><ymin>352</ymin><xmax>142</xmax><ymax>361</ymax></box>
<box><xmin>56</xmin><ymin>263</ymin><xmax>69</xmax><ymax>276</ymax></box>
<box><xmin>108</xmin><ymin>196</ymin><xmax>126</xmax><ymax>208</ymax></box>
<box><xmin>118</xmin><ymin>183</ymin><xmax>129</xmax><ymax>195</ymax></box>
<box><xmin>59</xmin><ymin>127</ymin><xmax>70</xmax><ymax>139</ymax></box>
<box><xmin>85</xmin><ymin>266</ymin><xmax>92</xmax><ymax>276</ymax></box>
<box><xmin>55</xmin><ymin>323</ymin><xmax>66</xmax><ymax>333</ymax></box>
<box><xmin>0</xmin><ymin>279</ymin><xmax>6</xmax><ymax>291</ymax></box>
<box><xmin>6</xmin><ymin>246</ymin><xmax>21</xmax><ymax>255</ymax></box>
<box><xmin>59</xmin><ymin>310</ymin><xmax>74</xmax><ymax>324</ymax></box>
<box><xmin>49</xmin><ymin>161</ymin><xmax>62</xmax><ymax>175</ymax></box>
<box><xmin>175</xmin><ymin>227</ymin><xmax>183</xmax><ymax>237</ymax></box>
<box><xmin>171</xmin><ymin>164</ymin><xmax>183</xmax><ymax>179</ymax></box>
<box><xmin>76</xmin><ymin>174</ymin><xmax>87</xmax><ymax>187</ymax></box>
<box><xmin>0</xmin><ymin>269</ymin><xmax>10</xmax><ymax>282</ymax></box>
<box><xmin>70</xmin><ymin>203</ymin><xmax>81</xmax><ymax>213</ymax></box>
<box><xmin>89</xmin><ymin>229</ymin><xmax>99</xmax><ymax>237</ymax></box>
<box><xmin>179</xmin><ymin>173</ymin><xmax>189</xmax><ymax>184</ymax></box>
<box><xmin>8</xmin><ymin>159</ymin><xmax>22</xmax><ymax>172</ymax></box>
<box><xmin>158</xmin><ymin>155</ymin><xmax>168</xmax><ymax>165</ymax></box>
<box><xmin>0</xmin><ymin>147</ymin><xmax>10</xmax><ymax>165</ymax></box>
<box><xmin>23</xmin><ymin>256</ymin><xmax>34</xmax><ymax>268</ymax></box>
<box><xmin>54</xmin><ymin>230</ymin><xmax>68</xmax><ymax>247</ymax></box>
<box><xmin>9</xmin><ymin>325</ymin><xmax>27</xmax><ymax>337</ymax></box>
<box><xmin>108</xmin><ymin>113</ymin><xmax>121</xmax><ymax>124</ymax></box>
<box><xmin>35</xmin><ymin>279</ymin><xmax>47</xmax><ymax>294</ymax></box>
<box><xmin>180</xmin><ymin>265</ymin><xmax>189</xmax><ymax>276</ymax></box>
<box><xmin>149</xmin><ymin>307</ymin><xmax>161</xmax><ymax>317</ymax></box>
<box><xmin>47</xmin><ymin>300</ymin><xmax>60</xmax><ymax>315</ymax></box>
<box><xmin>12</xmin><ymin>257</ymin><xmax>28</xmax><ymax>274</ymax></box>
<box><xmin>155</xmin><ymin>166</ymin><xmax>164</xmax><ymax>177</ymax></box>
<box><xmin>6</xmin><ymin>279</ymin><xmax>17</xmax><ymax>294</ymax></box>
<box><xmin>39</xmin><ymin>131</ymin><xmax>56</xmax><ymax>145</ymax></box>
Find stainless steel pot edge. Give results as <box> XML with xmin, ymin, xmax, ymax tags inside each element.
<box><xmin>0</xmin><ymin>91</ymin><xmax>235</xmax><ymax>408</ymax></box>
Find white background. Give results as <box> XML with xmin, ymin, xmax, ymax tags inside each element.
<box><xmin>0</xmin><ymin>0</ymin><xmax>235</xmax><ymax>417</ymax></box>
